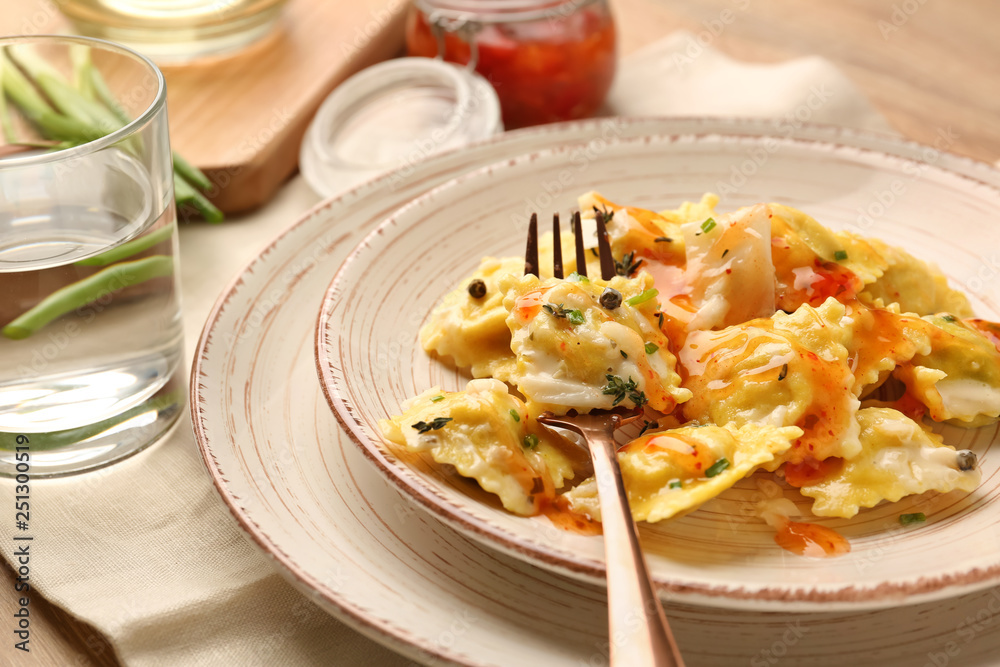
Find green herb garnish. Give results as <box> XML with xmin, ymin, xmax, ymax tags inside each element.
<box><xmin>567</xmin><ymin>309</ymin><xmax>585</xmax><ymax>325</ymax></box>
<box><xmin>899</xmin><ymin>512</ymin><xmax>926</xmax><ymax>526</ymax></box>
<box><xmin>699</xmin><ymin>218</ymin><xmax>717</xmax><ymax>234</ymax></box>
<box><xmin>542</xmin><ymin>303</ymin><xmax>576</xmax><ymax>321</ymax></box>
<box><xmin>431</xmin><ymin>395</ymin><xmax>445</xmax><ymax>402</ymax></box>
<box><xmin>602</xmin><ymin>374</ymin><xmax>647</xmax><ymax>407</ymax></box>
<box><xmin>567</xmin><ymin>271</ymin><xmax>589</xmax><ymax>283</ymax></box>
<box><xmin>615</xmin><ymin>251</ymin><xmax>643</xmax><ymax>277</ymax></box>
<box><xmin>509</xmin><ymin>409</ymin><xmax>520</xmax><ymax>422</ymax></box>
<box><xmin>834</xmin><ymin>250</ymin><xmax>848</xmax><ymax>262</ymax></box>
<box><xmin>669</xmin><ymin>480</ymin><xmax>683</xmax><ymax>489</ymax></box>
<box><xmin>626</xmin><ymin>289</ymin><xmax>659</xmax><ymax>307</ymax></box>
<box><xmin>705</xmin><ymin>458</ymin><xmax>730</xmax><ymax>478</ymax></box>
<box><xmin>645</xmin><ymin>342</ymin><xmax>659</xmax><ymax>354</ymax></box>
<box><xmin>942</xmin><ymin>314</ymin><xmax>957</xmax><ymax>323</ymax></box>
<box><xmin>638</xmin><ymin>420</ymin><xmax>659</xmax><ymax>437</ymax></box>
<box><xmin>412</xmin><ymin>417</ymin><xmax>452</xmax><ymax>433</ymax></box>
<box><xmin>657</xmin><ymin>312</ymin><xmax>664</xmax><ymax>328</ymax></box>
<box><xmin>523</xmin><ymin>434</ymin><xmax>539</xmax><ymax>449</ymax></box>
<box><xmin>721</xmin><ymin>248</ymin><xmax>729</xmax><ymax>258</ymax></box>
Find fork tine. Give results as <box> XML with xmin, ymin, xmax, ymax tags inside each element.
<box><xmin>572</xmin><ymin>211</ymin><xmax>587</xmax><ymax>278</ymax></box>
<box><xmin>525</xmin><ymin>213</ymin><xmax>539</xmax><ymax>277</ymax></box>
<box><xmin>595</xmin><ymin>210</ymin><xmax>615</xmax><ymax>280</ymax></box>
<box><xmin>552</xmin><ymin>213</ymin><xmax>564</xmax><ymax>279</ymax></box>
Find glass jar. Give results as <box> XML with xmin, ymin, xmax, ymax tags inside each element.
<box><xmin>406</xmin><ymin>0</ymin><xmax>617</xmax><ymax>130</ymax></box>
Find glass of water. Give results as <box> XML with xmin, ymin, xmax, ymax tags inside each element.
<box><xmin>0</xmin><ymin>36</ymin><xmax>183</xmax><ymax>477</ymax></box>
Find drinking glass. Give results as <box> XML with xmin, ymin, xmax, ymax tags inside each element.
<box><xmin>0</xmin><ymin>36</ymin><xmax>184</xmax><ymax>477</ymax></box>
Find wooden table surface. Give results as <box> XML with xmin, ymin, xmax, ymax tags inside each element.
<box><xmin>3</xmin><ymin>0</ymin><xmax>998</xmax><ymax>664</ymax></box>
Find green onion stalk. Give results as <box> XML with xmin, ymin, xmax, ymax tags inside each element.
<box><xmin>0</xmin><ymin>44</ymin><xmax>219</xmax><ymax>340</ymax></box>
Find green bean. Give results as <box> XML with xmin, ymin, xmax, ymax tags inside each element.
<box><xmin>173</xmin><ymin>151</ymin><xmax>212</xmax><ymax>191</ymax></box>
<box><xmin>2</xmin><ymin>255</ymin><xmax>174</xmax><ymax>340</ymax></box>
<box><xmin>0</xmin><ymin>49</ymin><xmax>99</xmax><ymax>142</ymax></box>
<box><xmin>174</xmin><ymin>172</ymin><xmax>224</xmax><ymax>223</ymax></box>
<box><xmin>0</xmin><ymin>389</ymin><xmax>182</xmax><ymax>451</ymax></box>
<box><xmin>75</xmin><ymin>223</ymin><xmax>175</xmax><ymax>267</ymax></box>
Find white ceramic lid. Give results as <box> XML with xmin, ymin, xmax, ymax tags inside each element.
<box><xmin>300</xmin><ymin>58</ymin><xmax>502</xmax><ymax>198</ymax></box>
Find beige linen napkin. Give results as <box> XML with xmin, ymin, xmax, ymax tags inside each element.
<box><xmin>606</xmin><ymin>31</ymin><xmax>894</xmax><ymax>133</ymax></box>
<box><xmin>0</xmin><ymin>34</ymin><xmax>892</xmax><ymax>666</ymax></box>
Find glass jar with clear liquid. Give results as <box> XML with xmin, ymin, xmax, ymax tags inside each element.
<box><xmin>58</xmin><ymin>0</ymin><xmax>288</xmax><ymax>62</ymax></box>
<box><xmin>0</xmin><ymin>37</ymin><xmax>184</xmax><ymax>476</ymax></box>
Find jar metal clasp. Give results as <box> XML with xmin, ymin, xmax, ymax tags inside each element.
<box><xmin>427</xmin><ymin>11</ymin><xmax>483</xmax><ymax>71</ymax></box>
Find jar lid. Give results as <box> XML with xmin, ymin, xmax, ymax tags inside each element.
<box><xmin>301</xmin><ymin>58</ymin><xmax>503</xmax><ymax>199</ymax></box>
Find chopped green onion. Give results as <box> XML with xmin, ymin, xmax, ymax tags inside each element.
<box><xmin>430</xmin><ymin>395</ymin><xmax>445</xmax><ymax>403</ymax></box>
<box><xmin>645</xmin><ymin>342</ymin><xmax>659</xmax><ymax>354</ymax></box>
<box><xmin>509</xmin><ymin>409</ymin><xmax>520</xmax><ymax>422</ymax></box>
<box><xmin>834</xmin><ymin>250</ymin><xmax>848</xmax><ymax>262</ymax></box>
<box><xmin>626</xmin><ymin>289</ymin><xmax>659</xmax><ymax>307</ymax></box>
<box><xmin>568</xmin><ymin>309</ymin><xmax>585</xmax><ymax>325</ymax></box>
<box><xmin>899</xmin><ymin>512</ymin><xmax>926</xmax><ymax>526</ymax></box>
<box><xmin>700</xmin><ymin>218</ymin><xmax>717</xmax><ymax>234</ymax></box>
<box><xmin>523</xmin><ymin>434</ymin><xmax>539</xmax><ymax>449</ymax></box>
<box><xmin>669</xmin><ymin>480</ymin><xmax>683</xmax><ymax>489</ymax></box>
<box><xmin>567</xmin><ymin>271</ymin><xmax>589</xmax><ymax>283</ymax></box>
<box><xmin>705</xmin><ymin>458</ymin><xmax>730</xmax><ymax>478</ymax></box>
<box><xmin>942</xmin><ymin>314</ymin><xmax>957</xmax><ymax>323</ymax></box>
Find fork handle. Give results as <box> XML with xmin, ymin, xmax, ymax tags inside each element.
<box><xmin>589</xmin><ymin>435</ymin><xmax>685</xmax><ymax>667</ymax></box>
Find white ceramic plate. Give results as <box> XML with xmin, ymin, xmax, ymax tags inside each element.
<box><xmin>196</xmin><ymin>118</ymin><xmax>1000</xmax><ymax>665</ymax></box>
<box><xmin>318</xmin><ymin>127</ymin><xmax>1000</xmax><ymax>611</ymax></box>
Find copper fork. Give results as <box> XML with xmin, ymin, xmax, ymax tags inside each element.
<box><xmin>525</xmin><ymin>212</ymin><xmax>685</xmax><ymax>667</ymax></box>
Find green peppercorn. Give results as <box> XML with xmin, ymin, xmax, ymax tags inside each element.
<box><xmin>600</xmin><ymin>287</ymin><xmax>622</xmax><ymax>310</ymax></box>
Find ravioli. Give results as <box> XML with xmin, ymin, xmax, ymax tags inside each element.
<box><xmin>799</xmin><ymin>408</ymin><xmax>981</xmax><ymax>517</ymax></box>
<box><xmin>395</xmin><ymin>191</ymin><xmax>990</xmax><ymax>538</ymax></box>
<box><xmin>768</xmin><ymin>204</ymin><xmax>877</xmax><ymax>312</ymax></box>
<box><xmin>895</xmin><ymin>314</ymin><xmax>1000</xmax><ymax>426</ymax></box>
<box><xmin>844</xmin><ymin>302</ymin><xmax>933</xmax><ymax>397</ymax></box>
<box><xmin>563</xmin><ymin>423</ymin><xmax>801</xmax><ymax>523</ymax></box>
<box><xmin>379</xmin><ymin>379</ymin><xmax>575</xmax><ymax>516</ymax></box>
<box><xmin>420</xmin><ymin>256</ymin><xmax>523</xmax><ymax>380</ymax></box>
<box><xmin>679</xmin><ymin>297</ymin><xmax>861</xmax><ymax>464</ymax></box>
<box><xmin>500</xmin><ymin>272</ymin><xmax>690</xmax><ymax>416</ymax></box>
<box><xmin>860</xmin><ymin>239</ymin><xmax>973</xmax><ymax>317</ymax></box>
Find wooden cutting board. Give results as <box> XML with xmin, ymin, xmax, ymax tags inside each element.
<box><xmin>2</xmin><ymin>0</ymin><xmax>407</xmax><ymax>214</ymax></box>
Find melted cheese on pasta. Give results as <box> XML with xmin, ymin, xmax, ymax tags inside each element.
<box><xmin>500</xmin><ymin>273</ymin><xmax>690</xmax><ymax>416</ymax></box>
<box><xmin>679</xmin><ymin>298</ymin><xmax>861</xmax><ymax>464</ymax></box>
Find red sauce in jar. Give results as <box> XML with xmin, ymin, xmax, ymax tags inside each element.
<box><xmin>406</xmin><ymin>2</ymin><xmax>617</xmax><ymax>129</ymax></box>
